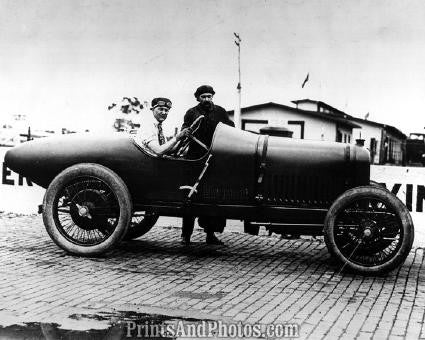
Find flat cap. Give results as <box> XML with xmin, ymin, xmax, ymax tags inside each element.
<box><xmin>151</xmin><ymin>97</ymin><xmax>172</xmax><ymax>109</ymax></box>
<box><xmin>194</xmin><ymin>85</ymin><xmax>215</xmax><ymax>98</ymax></box>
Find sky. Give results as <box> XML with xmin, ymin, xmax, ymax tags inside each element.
<box><xmin>1</xmin><ymin>0</ymin><xmax>424</xmax><ymax>135</ymax></box>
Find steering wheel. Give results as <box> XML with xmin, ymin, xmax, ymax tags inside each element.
<box><xmin>174</xmin><ymin>115</ymin><xmax>207</xmax><ymax>157</ymax></box>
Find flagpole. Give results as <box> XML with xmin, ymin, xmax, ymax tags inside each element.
<box><xmin>301</xmin><ymin>73</ymin><xmax>309</xmax><ymax>88</ymax></box>
<box><xmin>234</xmin><ymin>33</ymin><xmax>242</xmax><ymax>129</ymax></box>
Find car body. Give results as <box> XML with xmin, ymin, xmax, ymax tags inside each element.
<box><xmin>5</xmin><ymin>123</ymin><xmax>414</xmax><ymax>275</ymax></box>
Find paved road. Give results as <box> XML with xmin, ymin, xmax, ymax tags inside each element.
<box><xmin>0</xmin><ymin>214</ymin><xmax>424</xmax><ymax>339</ymax></box>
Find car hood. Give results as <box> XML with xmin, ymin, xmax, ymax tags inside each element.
<box><xmin>4</xmin><ymin>133</ymin><xmax>139</xmax><ymax>188</ymax></box>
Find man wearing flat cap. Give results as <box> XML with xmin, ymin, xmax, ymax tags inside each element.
<box><xmin>181</xmin><ymin>85</ymin><xmax>234</xmax><ymax>245</ymax></box>
<box><xmin>135</xmin><ymin>97</ymin><xmax>190</xmax><ymax>155</ymax></box>
<box><xmin>182</xmin><ymin>85</ymin><xmax>234</xmax><ymax>159</ymax></box>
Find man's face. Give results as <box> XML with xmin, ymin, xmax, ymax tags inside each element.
<box><xmin>152</xmin><ymin>106</ymin><xmax>169</xmax><ymax>123</ymax></box>
<box><xmin>198</xmin><ymin>93</ymin><xmax>214</xmax><ymax>108</ymax></box>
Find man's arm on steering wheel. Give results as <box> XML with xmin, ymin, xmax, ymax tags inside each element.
<box><xmin>145</xmin><ymin>129</ymin><xmax>190</xmax><ymax>155</ymax></box>
<box><xmin>172</xmin><ymin>115</ymin><xmax>208</xmax><ymax>157</ymax></box>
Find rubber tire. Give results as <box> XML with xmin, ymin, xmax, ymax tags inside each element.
<box><xmin>43</xmin><ymin>163</ymin><xmax>132</xmax><ymax>256</ymax></box>
<box><xmin>370</xmin><ymin>180</ymin><xmax>388</xmax><ymax>190</ymax></box>
<box><xmin>124</xmin><ymin>213</ymin><xmax>159</xmax><ymax>240</ymax></box>
<box><xmin>324</xmin><ymin>185</ymin><xmax>414</xmax><ymax>275</ymax></box>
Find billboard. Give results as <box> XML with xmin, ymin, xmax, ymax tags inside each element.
<box><xmin>1</xmin><ymin>147</ymin><xmax>45</xmax><ymax>214</ymax></box>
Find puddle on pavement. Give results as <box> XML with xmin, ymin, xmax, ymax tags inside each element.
<box><xmin>0</xmin><ymin>310</ymin><xmax>206</xmax><ymax>339</ymax></box>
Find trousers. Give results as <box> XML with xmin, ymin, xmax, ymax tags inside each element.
<box><xmin>181</xmin><ymin>215</ymin><xmax>226</xmax><ymax>237</ymax></box>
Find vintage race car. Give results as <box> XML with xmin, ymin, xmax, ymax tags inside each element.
<box><xmin>5</xmin><ymin>120</ymin><xmax>414</xmax><ymax>275</ymax></box>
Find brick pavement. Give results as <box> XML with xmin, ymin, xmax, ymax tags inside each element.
<box><xmin>0</xmin><ymin>214</ymin><xmax>424</xmax><ymax>339</ymax></box>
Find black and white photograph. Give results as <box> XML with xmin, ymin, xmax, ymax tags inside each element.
<box><xmin>1</xmin><ymin>0</ymin><xmax>424</xmax><ymax>338</ymax></box>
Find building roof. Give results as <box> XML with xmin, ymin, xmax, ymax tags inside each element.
<box><xmin>292</xmin><ymin>99</ymin><xmax>353</xmax><ymax>119</ymax></box>
<box><xmin>291</xmin><ymin>99</ymin><xmax>316</xmax><ymax>105</ymax></box>
<box><xmin>228</xmin><ymin>102</ymin><xmax>361</xmax><ymax>129</ymax></box>
<box><xmin>349</xmin><ymin>116</ymin><xmax>406</xmax><ymax>139</ymax></box>
<box><xmin>294</xmin><ymin>99</ymin><xmax>406</xmax><ymax>139</ymax></box>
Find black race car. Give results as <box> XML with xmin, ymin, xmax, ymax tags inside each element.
<box><xmin>5</xmin><ymin>119</ymin><xmax>414</xmax><ymax>275</ymax></box>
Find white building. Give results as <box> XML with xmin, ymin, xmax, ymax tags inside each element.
<box><xmin>228</xmin><ymin>99</ymin><xmax>406</xmax><ymax>165</ymax></box>
<box><xmin>228</xmin><ymin>100</ymin><xmax>360</xmax><ymax>142</ymax></box>
<box><xmin>351</xmin><ymin>117</ymin><xmax>406</xmax><ymax>165</ymax></box>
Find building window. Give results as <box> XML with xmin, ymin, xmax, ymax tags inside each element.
<box><xmin>241</xmin><ymin>119</ymin><xmax>268</xmax><ymax>133</ymax></box>
<box><xmin>287</xmin><ymin>121</ymin><xmax>305</xmax><ymax>139</ymax></box>
<box><xmin>370</xmin><ymin>138</ymin><xmax>377</xmax><ymax>163</ymax></box>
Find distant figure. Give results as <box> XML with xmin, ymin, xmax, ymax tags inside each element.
<box><xmin>181</xmin><ymin>85</ymin><xmax>234</xmax><ymax>245</ymax></box>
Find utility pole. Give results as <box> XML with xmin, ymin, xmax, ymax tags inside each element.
<box><xmin>234</xmin><ymin>32</ymin><xmax>242</xmax><ymax>129</ymax></box>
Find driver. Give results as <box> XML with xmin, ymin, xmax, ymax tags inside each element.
<box><xmin>134</xmin><ymin>97</ymin><xmax>190</xmax><ymax>156</ymax></box>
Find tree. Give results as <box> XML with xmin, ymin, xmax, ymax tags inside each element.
<box><xmin>109</xmin><ymin>97</ymin><xmax>145</xmax><ymax>132</ymax></box>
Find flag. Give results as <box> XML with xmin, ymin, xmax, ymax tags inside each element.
<box><xmin>301</xmin><ymin>73</ymin><xmax>309</xmax><ymax>88</ymax></box>
<box><xmin>234</xmin><ymin>32</ymin><xmax>241</xmax><ymax>46</ymax></box>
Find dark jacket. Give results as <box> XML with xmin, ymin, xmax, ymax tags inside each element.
<box><xmin>182</xmin><ymin>103</ymin><xmax>234</xmax><ymax>158</ymax></box>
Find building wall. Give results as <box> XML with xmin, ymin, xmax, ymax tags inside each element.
<box><xmin>352</xmin><ymin>123</ymin><xmax>383</xmax><ymax>164</ymax></box>
<box><xmin>240</xmin><ymin>107</ymin><xmax>337</xmax><ymax>141</ymax></box>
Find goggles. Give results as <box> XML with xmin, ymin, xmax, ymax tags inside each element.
<box><xmin>152</xmin><ymin>100</ymin><xmax>172</xmax><ymax>109</ymax></box>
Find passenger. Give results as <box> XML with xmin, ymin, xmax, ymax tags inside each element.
<box><xmin>181</xmin><ymin>85</ymin><xmax>234</xmax><ymax>246</ymax></box>
<box><xmin>134</xmin><ymin>97</ymin><xmax>190</xmax><ymax>156</ymax></box>
<box><xmin>182</xmin><ymin>85</ymin><xmax>234</xmax><ymax>159</ymax></box>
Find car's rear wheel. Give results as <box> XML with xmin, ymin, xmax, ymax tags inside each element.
<box><xmin>43</xmin><ymin>163</ymin><xmax>132</xmax><ymax>256</ymax></box>
<box><xmin>124</xmin><ymin>211</ymin><xmax>159</xmax><ymax>240</ymax></box>
<box><xmin>324</xmin><ymin>185</ymin><xmax>414</xmax><ymax>275</ymax></box>
<box><xmin>369</xmin><ymin>180</ymin><xmax>388</xmax><ymax>190</ymax></box>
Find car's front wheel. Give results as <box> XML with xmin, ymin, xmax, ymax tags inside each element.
<box><xmin>43</xmin><ymin>163</ymin><xmax>132</xmax><ymax>256</ymax></box>
<box><xmin>324</xmin><ymin>185</ymin><xmax>414</xmax><ymax>275</ymax></box>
